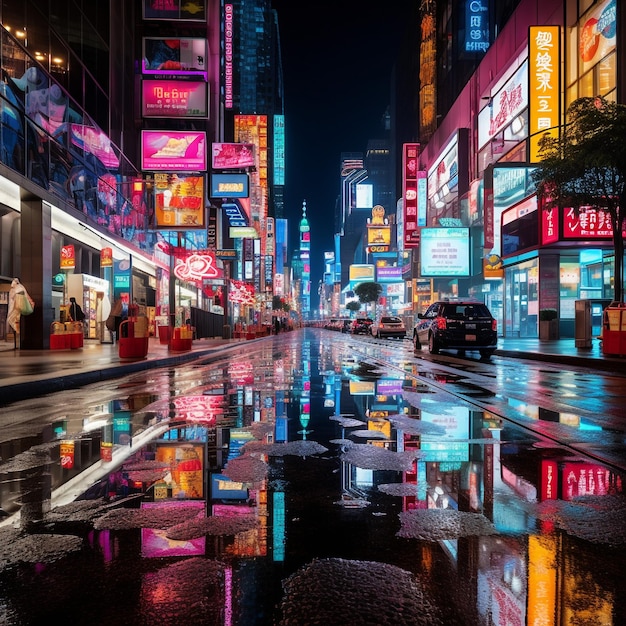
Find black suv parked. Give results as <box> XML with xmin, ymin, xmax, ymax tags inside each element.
<box><xmin>413</xmin><ymin>300</ymin><xmax>497</xmax><ymax>358</ymax></box>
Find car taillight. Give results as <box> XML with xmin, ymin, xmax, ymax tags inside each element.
<box><xmin>491</xmin><ymin>319</ymin><xmax>497</xmax><ymax>332</ymax></box>
<box><xmin>436</xmin><ymin>316</ymin><xmax>447</xmax><ymax>329</ymax></box>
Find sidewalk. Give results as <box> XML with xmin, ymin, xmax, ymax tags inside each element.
<box><xmin>0</xmin><ymin>333</ymin><xmax>623</xmax><ymax>405</ymax></box>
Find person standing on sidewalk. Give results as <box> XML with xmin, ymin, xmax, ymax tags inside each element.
<box><xmin>68</xmin><ymin>297</ymin><xmax>86</xmax><ymax>323</ymax></box>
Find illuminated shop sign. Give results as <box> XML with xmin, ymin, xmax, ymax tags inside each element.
<box><xmin>211</xmin><ymin>173</ymin><xmax>249</xmax><ymax>198</ymax></box>
<box><xmin>142</xmin><ymin>130</ymin><xmax>206</xmax><ymax>171</ymax></box>
<box><xmin>463</xmin><ymin>0</ymin><xmax>490</xmax><ymax>54</ymax></box>
<box><xmin>529</xmin><ymin>25</ymin><xmax>560</xmax><ymax>162</ymax></box>
<box><xmin>402</xmin><ymin>143</ymin><xmax>422</xmax><ymax>248</ymax></box>
<box><xmin>142</xmin><ymin>79</ymin><xmax>208</xmax><ymax>118</ymax></box>
<box><xmin>222</xmin><ymin>203</ymin><xmax>248</xmax><ymax>227</ymax></box>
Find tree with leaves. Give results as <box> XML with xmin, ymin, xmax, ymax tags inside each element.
<box><xmin>346</xmin><ymin>300</ymin><xmax>361</xmax><ymax>315</ymax></box>
<box><xmin>353</xmin><ymin>282</ymin><xmax>382</xmax><ymax>317</ymax></box>
<box><xmin>531</xmin><ymin>96</ymin><xmax>626</xmax><ymax>303</ymax></box>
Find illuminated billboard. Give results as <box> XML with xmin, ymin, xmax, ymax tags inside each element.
<box><xmin>142</xmin><ymin>130</ymin><xmax>206</xmax><ymax>171</ymax></box>
<box><xmin>143</xmin><ymin>0</ymin><xmax>207</xmax><ymax>21</ymax></box>
<box><xmin>419</xmin><ymin>228</ymin><xmax>470</xmax><ymax>277</ymax></box>
<box><xmin>142</xmin><ymin>79</ymin><xmax>208</xmax><ymax>118</ymax></box>
<box><xmin>529</xmin><ymin>26</ymin><xmax>560</xmax><ymax>162</ymax></box>
<box><xmin>142</xmin><ymin>38</ymin><xmax>207</xmax><ymax>77</ymax></box>
<box><xmin>274</xmin><ymin>115</ymin><xmax>285</xmax><ymax>185</ymax></box>
<box><xmin>211</xmin><ymin>143</ymin><xmax>255</xmax><ymax>169</ymax></box>
<box><xmin>211</xmin><ymin>173</ymin><xmax>249</xmax><ymax>198</ymax></box>
<box><xmin>154</xmin><ymin>173</ymin><xmax>204</xmax><ymax>228</ymax></box>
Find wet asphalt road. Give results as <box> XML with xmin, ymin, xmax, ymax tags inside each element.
<box><xmin>0</xmin><ymin>328</ymin><xmax>623</xmax><ymax>625</ymax></box>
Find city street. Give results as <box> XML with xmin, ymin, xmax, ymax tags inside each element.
<box><xmin>0</xmin><ymin>328</ymin><xmax>624</xmax><ymax>625</ymax></box>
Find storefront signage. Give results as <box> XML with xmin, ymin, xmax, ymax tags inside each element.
<box><xmin>100</xmin><ymin>247</ymin><xmax>113</xmax><ymax>267</ymax></box>
<box><xmin>562</xmin><ymin>206</ymin><xmax>623</xmax><ymax>238</ymax></box>
<box><xmin>61</xmin><ymin>244</ymin><xmax>75</xmax><ymax>269</ymax></box>
<box><xmin>529</xmin><ymin>25</ymin><xmax>560</xmax><ymax>162</ymax></box>
<box><xmin>211</xmin><ymin>142</ymin><xmax>255</xmax><ymax>169</ymax></box>
<box><xmin>142</xmin><ymin>79</ymin><xmax>208</xmax><ymax>118</ymax></box>
<box><xmin>142</xmin><ymin>130</ymin><xmax>207</xmax><ymax>171</ymax></box>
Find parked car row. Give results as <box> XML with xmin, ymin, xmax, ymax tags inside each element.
<box><xmin>323</xmin><ymin>316</ymin><xmax>406</xmax><ymax>338</ymax></box>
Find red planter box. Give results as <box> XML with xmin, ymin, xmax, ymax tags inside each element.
<box><xmin>118</xmin><ymin>336</ymin><xmax>149</xmax><ymax>359</ymax></box>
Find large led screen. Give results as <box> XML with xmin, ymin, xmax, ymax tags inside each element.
<box><xmin>142</xmin><ymin>130</ymin><xmax>207</xmax><ymax>171</ymax></box>
<box><xmin>142</xmin><ymin>80</ymin><xmax>208</xmax><ymax>118</ymax></box>
<box><xmin>210</xmin><ymin>173</ymin><xmax>249</xmax><ymax>198</ymax></box>
<box><xmin>143</xmin><ymin>0</ymin><xmax>207</xmax><ymax>21</ymax></box>
<box><xmin>419</xmin><ymin>228</ymin><xmax>470</xmax><ymax>277</ymax></box>
<box><xmin>142</xmin><ymin>37</ymin><xmax>207</xmax><ymax>76</ymax></box>
<box><xmin>211</xmin><ymin>143</ymin><xmax>255</xmax><ymax>169</ymax></box>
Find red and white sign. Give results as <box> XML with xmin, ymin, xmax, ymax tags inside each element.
<box><xmin>60</xmin><ymin>441</ymin><xmax>75</xmax><ymax>469</ymax></box>
<box><xmin>173</xmin><ymin>251</ymin><xmax>223</xmax><ymax>285</ymax></box>
<box><xmin>61</xmin><ymin>244</ymin><xmax>75</xmax><ymax>269</ymax></box>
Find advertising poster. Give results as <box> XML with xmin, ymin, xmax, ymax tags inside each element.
<box><xmin>154</xmin><ymin>173</ymin><xmax>204</xmax><ymax>228</ymax></box>
<box><xmin>142</xmin><ymin>130</ymin><xmax>206</xmax><ymax>171</ymax></box>
<box><xmin>142</xmin><ymin>37</ymin><xmax>207</xmax><ymax>76</ymax></box>
<box><xmin>211</xmin><ymin>142</ymin><xmax>255</xmax><ymax>169</ymax></box>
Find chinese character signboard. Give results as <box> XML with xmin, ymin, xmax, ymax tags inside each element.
<box><xmin>529</xmin><ymin>26</ymin><xmax>560</xmax><ymax>162</ymax></box>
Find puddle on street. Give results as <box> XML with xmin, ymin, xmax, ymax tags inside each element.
<box><xmin>0</xmin><ymin>328</ymin><xmax>624</xmax><ymax>625</ymax></box>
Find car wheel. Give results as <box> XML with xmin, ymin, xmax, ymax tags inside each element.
<box><xmin>480</xmin><ymin>349</ymin><xmax>495</xmax><ymax>358</ymax></box>
<box><xmin>428</xmin><ymin>333</ymin><xmax>440</xmax><ymax>355</ymax></box>
<box><xmin>413</xmin><ymin>333</ymin><xmax>421</xmax><ymax>350</ymax></box>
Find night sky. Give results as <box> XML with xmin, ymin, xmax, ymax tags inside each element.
<box><xmin>271</xmin><ymin>0</ymin><xmax>414</xmax><ymax>310</ymax></box>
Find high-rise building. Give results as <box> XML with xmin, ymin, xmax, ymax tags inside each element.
<box><xmin>0</xmin><ymin>0</ymin><xmax>285</xmax><ymax>348</ymax></box>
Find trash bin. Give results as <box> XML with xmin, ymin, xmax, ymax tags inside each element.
<box><xmin>574</xmin><ymin>300</ymin><xmax>591</xmax><ymax>348</ymax></box>
<box><xmin>158</xmin><ymin>325</ymin><xmax>171</xmax><ymax>345</ymax></box>
<box><xmin>222</xmin><ymin>324</ymin><xmax>231</xmax><ymax>339</ymax></box>
<box><xmin>118</xmin><ymin>318</ymin><xmax>149</xmax><ymax>359</ymax></box>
